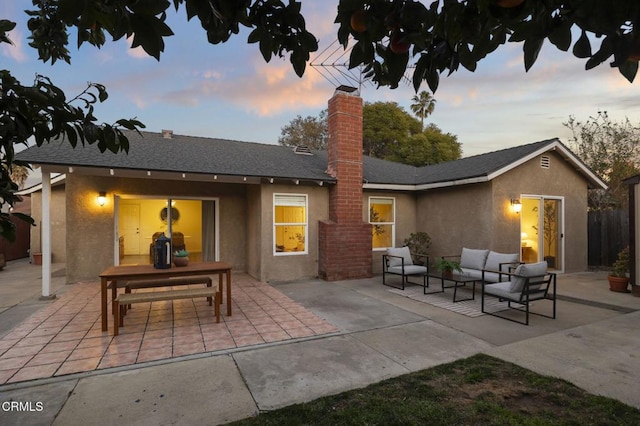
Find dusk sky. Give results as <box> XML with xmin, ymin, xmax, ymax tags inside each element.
<box><xmin>3</xmin><ymin>1</ymin><xmax>640</xmax><ymax>162</ymax></box>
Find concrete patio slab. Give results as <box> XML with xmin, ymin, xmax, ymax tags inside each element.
<box><xmin>0</xmin><ymin>380</ymin><xmax>77</xmax><ymax>426</ymax></box>
<box><xmin>485</xmin><ymin>310</ymin><xmax>640</xmax><ymax>409</ymax></box>
<box><xmin>52</xmin><ymin>355</ymin><xmax>257</xmax><ymax>426</ymax></box>
<box><xmin>351</xmin><ymin>320</ymin><xmax>494</xmax><ymax>371</ymax></box>
<box><xmin>232</xmin><ymin>334</ymin><xmax>409</xmax><ymax>411</ymax></box>
<box><xmin>274</xmin><ymin>279</ymin><xmax>426</xmax><ymax>332</ymax></box>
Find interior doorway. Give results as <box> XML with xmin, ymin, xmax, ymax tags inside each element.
<box><xmin>520</xmin><ymin>196</ymin><xmax>564</xmax><ymax>271</ymax></box>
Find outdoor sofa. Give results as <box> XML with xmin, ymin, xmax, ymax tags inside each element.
<box><xmin>451</xmin><ymin>247</ymin><xmax>521</xmax><ymax>283</ymax></box>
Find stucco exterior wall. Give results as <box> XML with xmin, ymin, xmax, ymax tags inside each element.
<box><xmin>29</xmin><ymin>184</ymin><xmax>66</xmax><ymax>263</ymax></box>
<box><xmin>257</xmin><ymin>184</ymin><xmax>329</xmax><ymax>282</ymax></box>
<box><xmin>364</xmin><ymin>191</ymin><xmax>417</xmax><ymax>274</ymax></box>
<box><xmin>494</xmin><ymin>151</ymin><xmax>589</xmax><ymax>272</ymax></box>
<box><xmin>417</xmin><ymin>152</ymin><xmax>589</xmax><ymax>272</ymax></box>
<box><xmin>417</xmin><ymin>182</ymin><xmax>495</xmax><ymax>259</ymax></box>
<box><xmin>64</xmin><ymin>174</ymin><xmax>248</xmax><ymax>283</ymax></box>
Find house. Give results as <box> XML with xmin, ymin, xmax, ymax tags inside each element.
<box><xmin>16</xmin><ymin>87</ymin><xmax>606</xmax><ymax>285</ymax></box>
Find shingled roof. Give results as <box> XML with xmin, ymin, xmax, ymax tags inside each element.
<box><xmin>15</xmin><ymin>131</ymin><xmax>606</xmax><ymax>190</ymax></box>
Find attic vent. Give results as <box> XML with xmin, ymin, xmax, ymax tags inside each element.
<box><xmin>540</xmin><ymin>155</ymin><xmax>550</xmax><ymax>169</ymax></box>
<box><xmin>294</xmin><ymin>145</ymin><xmax>313</xmax><ymax>155</ymax></box>
<box><xmin>162</xmin><ymin>129</ymin><xmax>173</xmax><ymax>139</ymax></box>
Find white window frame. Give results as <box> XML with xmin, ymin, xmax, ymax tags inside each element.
<box><xmin>369</xmin><ymin>196</ymin><xmax>395</xmax><ymax>251</ymax></box>
<box><xmin>273</xmin><ymin>193</ymin><xmax>308</xmax><ymax>256</ymax></box>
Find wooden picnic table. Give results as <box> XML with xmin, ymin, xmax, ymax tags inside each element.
<box><xmin>99</xmin><ymin>261</ymin><xmax>232</xmax><ymax>332</ymax></box>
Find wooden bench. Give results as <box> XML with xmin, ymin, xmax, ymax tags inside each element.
<box><xmin>108</xmin><ymin>276</ymin><xmax>215</xmax><ymax>310</ymax></box>
<box><xmin>113</xmin><ymin>288</ymin><xmax>220</xmax><ymax>336</ymax></box>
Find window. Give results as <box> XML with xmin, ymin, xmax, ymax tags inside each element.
<box><xmin>274</xmin><ymin>194</ymin><xmax>307</xmax><ymax>255</ymax></box>
<box><xmin>369</xmin><ymin>197</ymin><xmax>394</xmax><ymax>250</ymax></box>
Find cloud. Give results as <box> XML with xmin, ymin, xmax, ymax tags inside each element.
<box><xmin>124</xmin><ymin>35</ymin><xmax>159</xmax><ymax>59</ymax></box>
<box><xmin>0</xmin><ymin>27</ymin><xmax>28</xmax><ymax>62</ymax></box>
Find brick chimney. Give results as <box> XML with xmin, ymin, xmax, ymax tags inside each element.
<box><xmin>318</xmin><ymin>87</ymin><xmax>372</xmax><ymax>281</ymax></box>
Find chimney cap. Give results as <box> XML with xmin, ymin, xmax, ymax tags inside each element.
<box><xmin>334</xmin><ymin>85</ymin><xmax>359</xmax><ymax>96</ymax></box>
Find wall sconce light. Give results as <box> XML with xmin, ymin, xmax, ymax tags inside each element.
<box><xmin>97</xmin><ymin>191</ymin><xmax>107</xmax><ymax>206</ymax></box>
<box><xmin>511</xmin><ymin>198</ymin><xmax>522</xmax><ymax>213</ymax></box>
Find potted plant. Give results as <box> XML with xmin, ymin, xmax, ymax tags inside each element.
<box><xmin>608</xmin><ymin>246</ymin><xmax>630</xmax><ymax>292</ymax></box>
<box><xmin>173</xmin><ymin>249</ymin><xmax>190</xmax><ymax>267</ymax></box>
<box><xmin>435</xmin><ymin>258</ymin><xmax>462</xmax><ymax>279</ymax></box>
<box><xmin>403</xmin><ymin>232</ymin><xmax>431</xmax><ymax>266</ymax></box>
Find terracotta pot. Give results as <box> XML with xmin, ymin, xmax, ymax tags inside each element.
<box><xmin>608</xmin><ymin>275</ymin><xmax>630</xmax><ymax>293</ymax></box>
<box><xmin>442</xmin><ymin>270</ymin><xmax>453</xmax><ymax>279</ymax></box>
<box><xmin>173</xmin><ymin>256</ymin><xmax>189</xmax><ymax>267</ymax></box>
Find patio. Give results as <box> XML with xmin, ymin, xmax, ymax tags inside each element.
<box><xmin>0</xmin><ymin>273</ymin><xmax>339</xmax><ymax>385</ymax></box>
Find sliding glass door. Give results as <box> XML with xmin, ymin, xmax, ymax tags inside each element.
<box><xmin>520</xmin><ymin>196</ymin><xmax>564</xmax><ymax>271</ymax></box>
<box><xmin>115</xmin><ymin>196</ymin><xmax>218</xmax><ymax>265</ymax></box>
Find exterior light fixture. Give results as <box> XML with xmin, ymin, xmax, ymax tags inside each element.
<box><xmin>511</xmin><ymin>198</ymin><xmax>522</xmax><ymax>213</ymax></box>
<box><xmin>97</xmin><ymin>191</ymin><xmax>107</xmax><ymax>206</ymax></box>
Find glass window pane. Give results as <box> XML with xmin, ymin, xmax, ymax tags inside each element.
<box><xmin>274</xmin><ymin>194</ymin><xmax>307</xmax><ymax>254</ymax></box>
<box><xmin>370</xmin><ymin>200</ymin><xmax>394</xmax><ymax>223</ymax></box>
<box><xmin>372</xmin><ymin>224</ymin><xmax>393</xmax><ymax>249</ymax></box>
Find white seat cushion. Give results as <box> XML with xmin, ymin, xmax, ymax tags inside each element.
<box><xmin>388</xmin><ymin>265</ymin><xmax>427</xmax><ymax>276</ymax></box>
<box><xmin>460</xmin><ymin>268</ymin><xmax>483</xmax><ymax>280</ymax></box>
<box><xmin>485</xmin><ymin>251</ymin><xmax>519</xmax><ymax>273</ymax></box>
<box><xmin>510</xmin><ymin>261</ymin><xmax>548</xmax><ymax>293</ymax></box>
<box><xmin>484</xmin><ymin>281</ymin><xmax>518</xmax><ymax>299</ymax></box>
<box><xmin>460</xmin><ymin>248</ymin><xmax>489</xmax><ymax>270</ymax></box>
<box><xmin>386</xmin><ymin>247</ymin><xmax>413</xmax><ymax>267</ymax></box>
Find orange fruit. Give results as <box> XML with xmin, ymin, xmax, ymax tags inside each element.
<box><xmin>389</xmin><ymin>31</ymin><xmax>410</xmax><ymax>55</ymax></box>
<box><xmin>350</xmin><ymin>10</ymin><xmax>368</xmax><ymax>33</ymax></box>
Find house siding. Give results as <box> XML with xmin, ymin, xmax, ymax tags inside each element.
<box><xmin>257</xmin><ymin>184</ymin><xmax>329</xmax><ymax>282</ymax></box>
<box><xmin>416</xmin><ymin>152</ymin><xmax>588</xmax><ymax>272</ymax></box>
<box><xmin>364</xmin><ymin>191</ymin><xmax>418</xmax><ymax>274</ymax></box>
<box><xmin>62</xmin><ymin>174</ymin><xmax>249</xmax><ymax>283</ymax></box>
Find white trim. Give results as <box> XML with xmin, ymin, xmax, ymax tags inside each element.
<box><xmin>521</xmin><ymin>194</ymin><xmax>565</xmax><ymax>273</ymax></box>
<box><xmin>369</xmin><ymin>196</ymin><xmax>395</xmax><ymax>250</ymax></box>
<box><xmin>273</xmin><ymin>193</ymin><xmax>308</xmax><ymax>256</ymax></box>
<box><xmin>114</xmin><ymin>195</ymin><xmax>220</xmax><ymax>262</ymax></box>
<box><xmin>41</xmin><ymin>173</ymin><xmax>51</xmax><ymax>297</ymax></box>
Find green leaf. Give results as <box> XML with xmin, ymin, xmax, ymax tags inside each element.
<box><xmin>585</xmin><ymin>36</ymin><xmax>613</xmax><ymax>70</ymax></box>
<box><xmin>548</xmin><ymin>19</ymin><xmax>571</xmax><ymax>52</ymax></box>
<box><xmin>10</xmin><ymin>212</ymin><xmax>36</xmax><ymax>227</ymax></box>
<box><xmin>247</xmin><ymin>28</ymin><xmax>261</xmax><ymax>44</ymax></box>
<box><xmin>291</xmin><ymin>49</ymin><xmax>306</xmax><ymax>77</ymax></box>
<box><xmin>523</xmin><ymin>38</ymin><xmax>544</xmax><ymax>71</ymax></box>
<box><xmin>426</xmin><ymin>68</ymin><xmax>439</xmax><ymax>93</ymax></box>
<box><xmin>618</xmin><ymin>60</ymin><xmax>638</xmax><ymax>83</ymax></box>
<box><xmin>573</xmin><ymin>31</ymin><xmax>592</xmax><ymax>59</ymax></box>
<box><xmin>413</xmin><ymin>55</ymin><xmax>428</xmax><ymax>92</ymax></box>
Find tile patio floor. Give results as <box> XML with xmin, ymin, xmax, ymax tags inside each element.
<box><xmin>0</xmin><ymin>274</ymin><xmax>339</xmax><ymax>385</ymax></box>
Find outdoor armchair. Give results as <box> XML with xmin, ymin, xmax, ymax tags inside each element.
<box><xmin>481</xmin><ymin>261</ymin><xmax>556</xmax><ymax>325</ymax></box>
<box><xmin>382</xmin><ymin>246</ymin><xmax>429</xmax><ymax>290</ymax></box>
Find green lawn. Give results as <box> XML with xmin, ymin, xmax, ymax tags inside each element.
<box><xmin>231</xmin><ymin>354</ymin><xmax>640</xmax><ymax>425</ymax></box>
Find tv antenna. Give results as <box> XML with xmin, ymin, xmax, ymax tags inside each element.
<box><xmin>310</xmin><ymin>36</ymin><xmax>415</xmax><ymax>92</ymax></box>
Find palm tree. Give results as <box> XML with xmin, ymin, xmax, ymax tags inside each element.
<box><xmin>410</xmin><ymin>91</ymin><xmax>436</xmax><ymax>130</ymax></box>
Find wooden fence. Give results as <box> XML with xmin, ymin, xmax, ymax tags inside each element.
<box><xmin>588</xmin><ymin>209</ymin><xmax>629</xmax><ymax>267</ymax></box>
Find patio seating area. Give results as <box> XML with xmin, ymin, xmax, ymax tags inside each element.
<box><xmin>0</xmin><ymin>273</ymin><xmax>339</xmax><ymax>385</ymax></box>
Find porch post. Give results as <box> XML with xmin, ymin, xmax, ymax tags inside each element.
<box><xmin>40</xmin><ymin>172</ymin><xmax>55</xmax><ymax>300</ymax></box>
